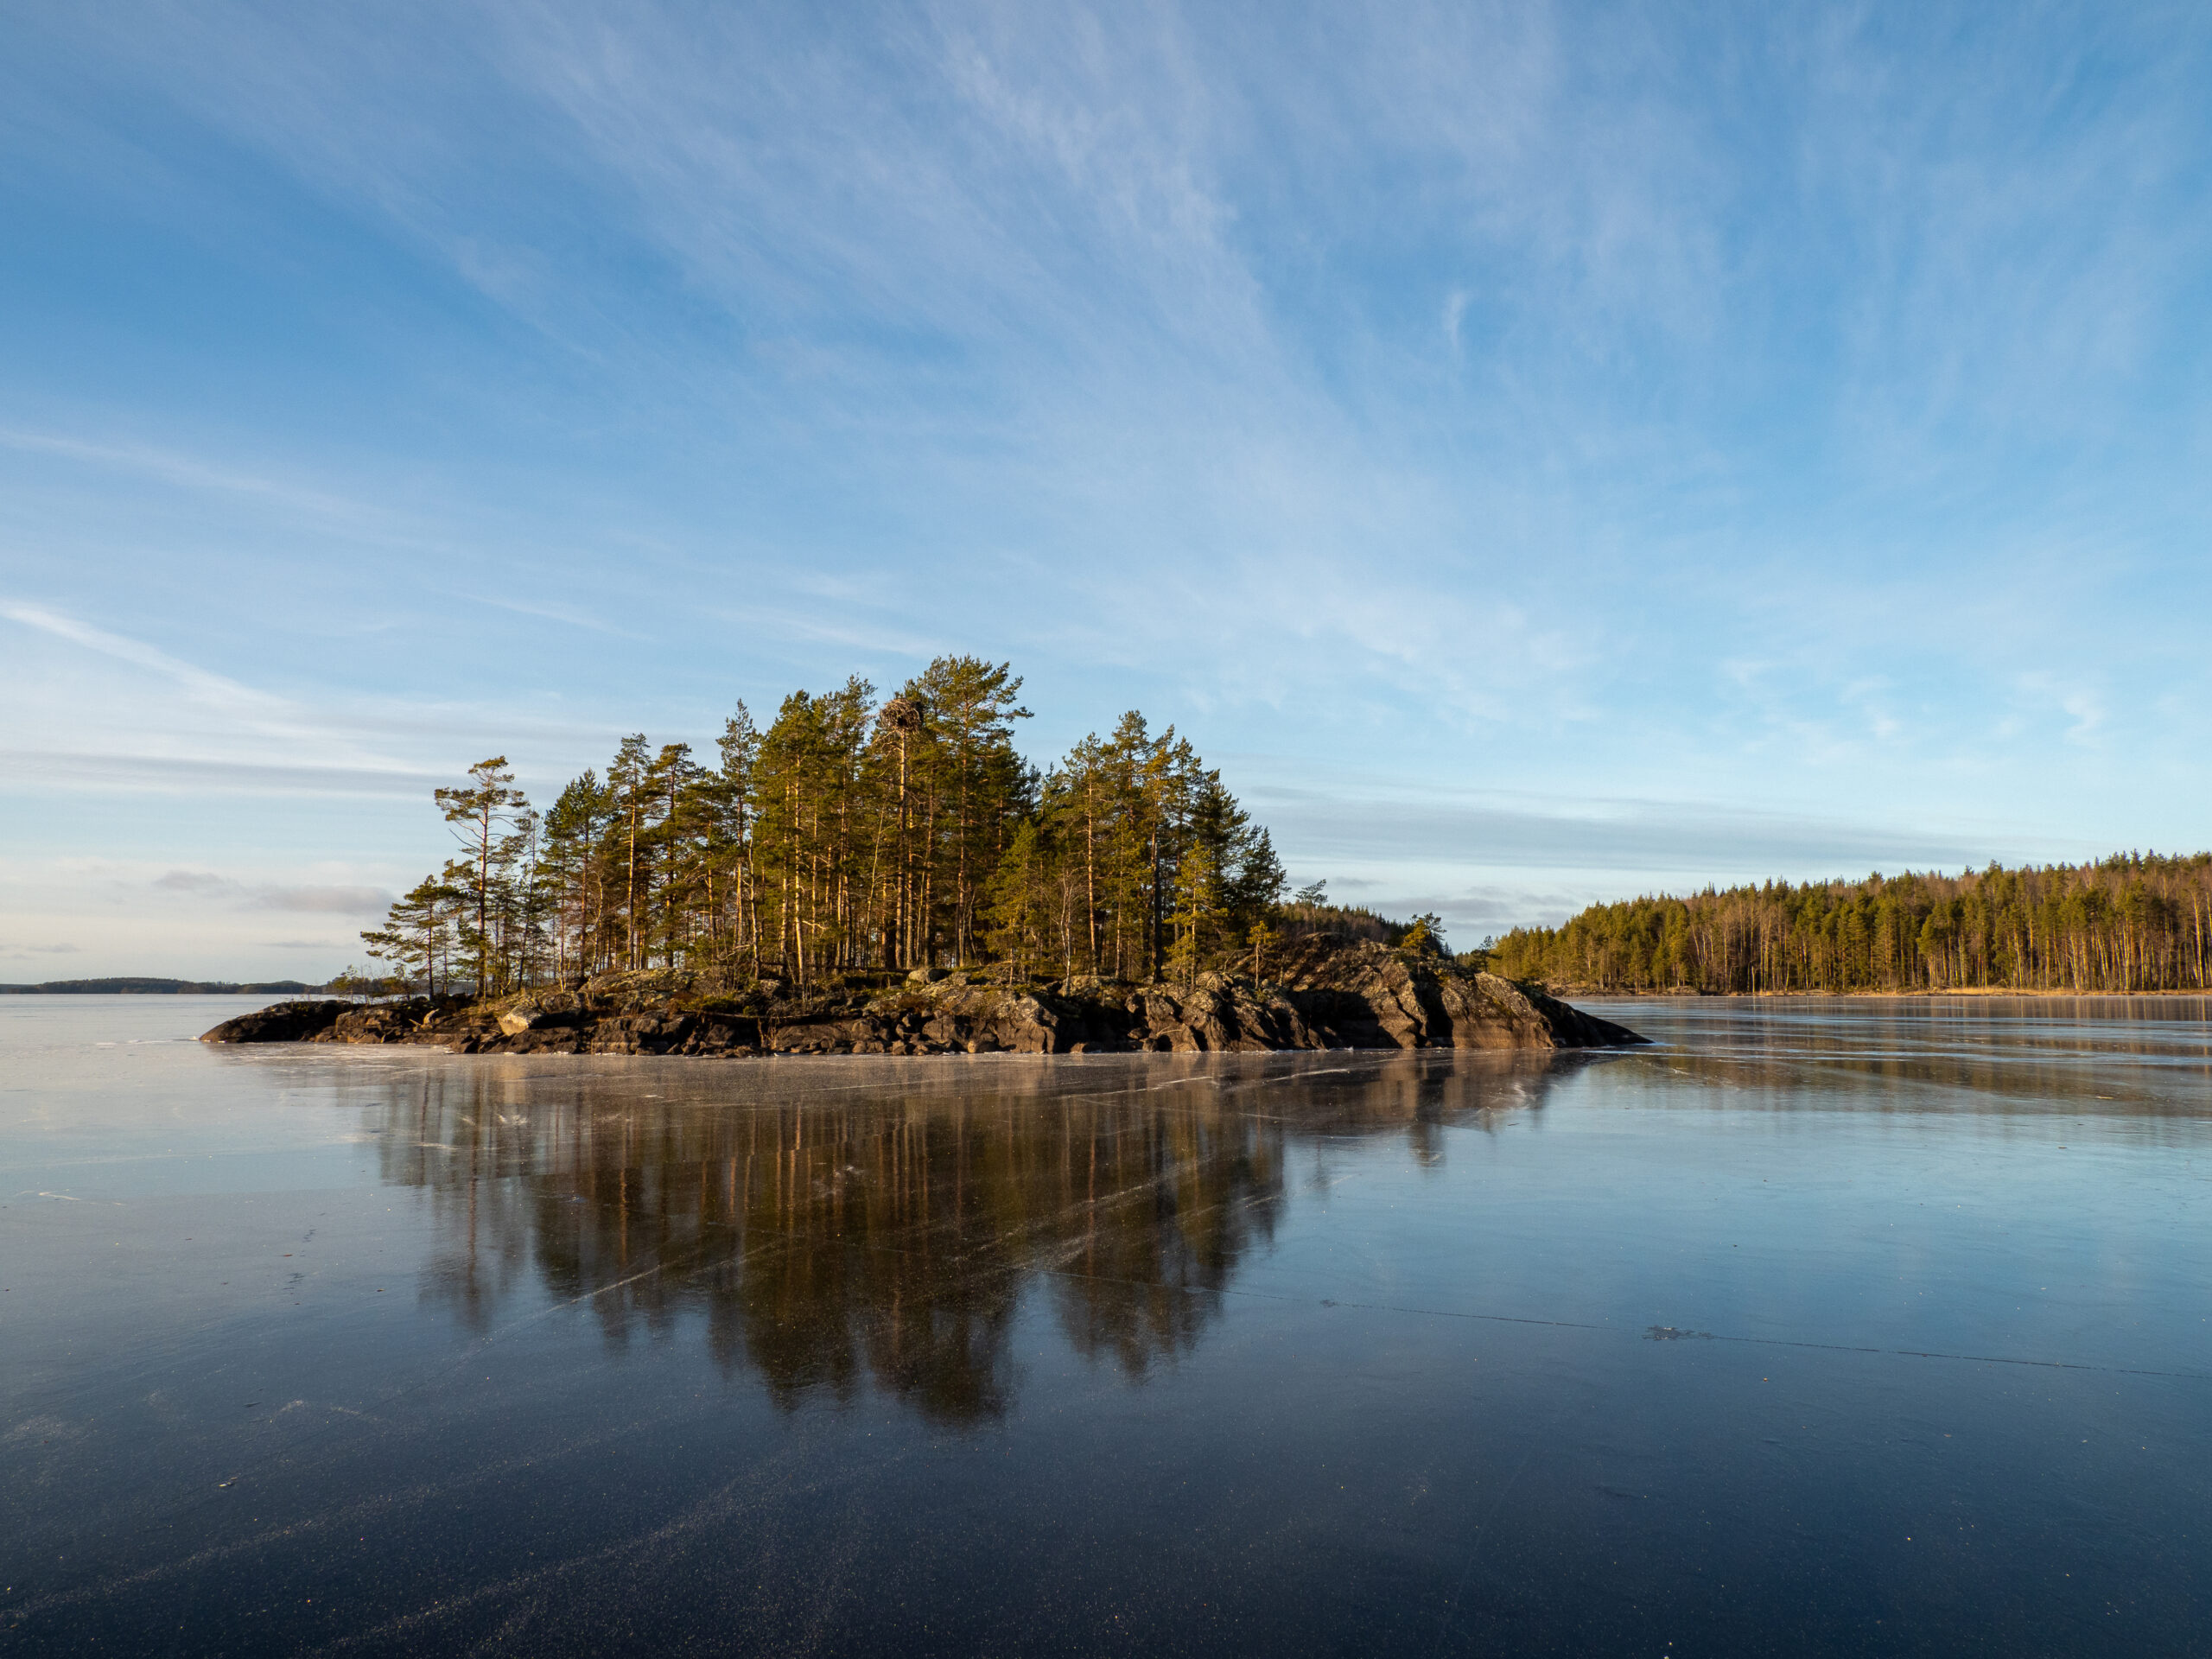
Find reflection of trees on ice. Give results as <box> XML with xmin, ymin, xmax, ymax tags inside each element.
<box><xmin>346</xmin><ymin>1052</ymin><xmax>1581</xmax><ymax>1422</ymax></box>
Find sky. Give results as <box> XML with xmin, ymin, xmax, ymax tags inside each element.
<box><xmin>3</xmin><ymin>1</ymin><xmax>2209</xmax><ymax>980</ymax></box>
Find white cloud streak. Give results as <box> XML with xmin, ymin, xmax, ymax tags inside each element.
<box><xmin>151</xmin><ymin>871</ymin><xmax>393</xmax><ymax>913</ymax></box>
<box><xmin>2</xmin><ymin>601</ymin><xmax>289</xmax><ymax>719</ymax></box>
<box><xmin>0</xmin><ymin>429</ymin><xmax>385</xmax><ymax>525</ymax></box>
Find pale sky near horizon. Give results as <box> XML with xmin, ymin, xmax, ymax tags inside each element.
<box><xmin>3</xmin><ymin>3</ymin><xmax>2209</xmax><ymax>979</ymax></box>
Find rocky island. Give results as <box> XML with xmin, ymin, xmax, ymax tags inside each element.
<box><xmin>204</xmin><ymin>933</ymin><xmax>1643</xmax><ymax>1057</ymax></box>
<box><xmin>232</xmin><ymin>661</ymin><xmax>1650</xmax><ymax>1061</ymax></box>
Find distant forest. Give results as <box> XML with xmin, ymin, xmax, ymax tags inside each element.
<box><xmin>1489</xmin><ymin>855</ymin><xmax>2212</xmax><ymax>995</ymax></box>
<box><xmin>0</xmin><ymin>978</ymin><xmax>321</xmax><ymax>995</ymax></box>
<box><xmin>359</xmin><ymin>656</ymin><xmax>1386</xmax><ymax>997</ymax></box>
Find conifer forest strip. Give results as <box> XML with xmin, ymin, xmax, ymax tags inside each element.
<box><xmin>1490</xmin><ymin>858</ymin><xmax>2212</xmax><ymax>995</ymax></box>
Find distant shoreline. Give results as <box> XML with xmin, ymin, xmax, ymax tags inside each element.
<box><xmin>0</xmin><ymin>979</ymin><xmax>322</xmax><ymax>995</ymax></box>
<box><xmin>1565</xmin><ymin>986</ymin><xmax>2212</xmax><ymax>1001</ymax></box>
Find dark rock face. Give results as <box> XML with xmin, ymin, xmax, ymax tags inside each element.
<box><xmin>200</xmin><ymin>939</ymin><xmax>1646</xmax><ymax>1057</ymax></box>
<box><xmin>198</xmin><ymin>1000</ymin><xmax>351</xmax><ymax>1044</ymax></box>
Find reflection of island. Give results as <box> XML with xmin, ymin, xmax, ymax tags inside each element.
<box><xmin>356</xmin><ymin>1053</ymin><xmax>1583</xmax><ymax>1421</ymax></box>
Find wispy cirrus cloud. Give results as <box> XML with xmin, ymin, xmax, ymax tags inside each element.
<box><xmin>1</xmin><ymin>601</ymin><xmax>289</xmax><ymax>719</ymax></box>
<box><xmin>2</xmin><ymin>0</ymin><xmax>2209</xmax><ymax>981</ymax></box>
<box><xmin>0</xmin><ymin>601</ymin><xmax>620</xmax><ymax>803</ymax></box>
<box><xmin>0</xmin><ymin>429</ymin><xmax>387</xmax><ymax>525</ymax></box>
<box><xmin>1246</xmin><ymin>781</ymin><xmax>2030</xmax><ymax>878</ymax></box>
<box><xmin>152</xmin><ymin>871</ymin><xmax>393</xmax><ymax>912</ymax></box>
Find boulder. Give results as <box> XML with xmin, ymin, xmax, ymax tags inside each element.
<box><xmin>320</xmin><ymin>1001</ymin><xmax>432</xmax><ymax>1043</ymax></box>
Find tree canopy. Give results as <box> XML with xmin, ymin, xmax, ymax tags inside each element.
<box><xmin>365</xmin><ymin>657</ymin><xmax>1289</xmax><ymax>995</ymax></box>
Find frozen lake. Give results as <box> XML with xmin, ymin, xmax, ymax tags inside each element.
<box><xmin>3</xmin><ymin>994</ymin><xmax>2207</xmax><ymax>1655</ymax></box>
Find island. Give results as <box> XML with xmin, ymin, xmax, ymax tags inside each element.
<box><xmin>203</xmin><ymin>931</ymin><xmax>1643</xmax><ymax>1055</ymax></box>
<box><xmin>200</xmin><ymin>656</ymin><xmax>1648</xmax><ymax>1055</ymax></box>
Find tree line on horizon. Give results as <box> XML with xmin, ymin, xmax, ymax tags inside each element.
<box><xmin>1488</xmin><ymin>855</ymin><xmax>2212</xmax><ymax>995</ymax></box>
<box><xmin>359</xmin><ymin>656</ymin><xmax>1314</xmax><ymax>998</ymax></box>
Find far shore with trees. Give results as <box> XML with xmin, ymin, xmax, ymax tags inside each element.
<box><xmin>1490</xmin><ymin>858</ymin><xmax>2212</xmax><ymax>996</ymax></box>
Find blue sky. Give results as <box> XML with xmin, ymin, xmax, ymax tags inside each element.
<box><xmin>3</xmin><ymin>2</ymin><xmax>2209</xmax><ymax>978</ymax></box>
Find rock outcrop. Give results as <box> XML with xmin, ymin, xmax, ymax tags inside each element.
<box><xmin>200</xmin><ymin>937</ymin><xmax>1644</xmax><ymax>1056</ymax></box>
<box><xmin>197</xmin><ymin>999</ymin><xmax>354</xmax><ymax>1043</ymax></box>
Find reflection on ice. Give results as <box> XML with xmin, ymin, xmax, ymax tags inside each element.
<box><xmin>349</xmin><ymin>1053</ymin><xmax>1589</xmax><ymax>1420</ymax></box>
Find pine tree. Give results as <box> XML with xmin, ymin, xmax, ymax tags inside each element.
<box><xmin>607</xmin><ymin>735</ymin><xmax>652</xmax><ymax>970</ymax></box>
<box><xmin>361</xmin><ymin>876</ymin><xmax>462</xmax><ymax>995</ymax></box>
<box><xmin>434</xmin><ymin>757</ymin><xmax>531</xmax><ymax>995</ymax></box>
<box><xmin>1166</xmin><ymin>841</ymin><xmax>1220</xmax><ymax>988</ymax></box>
<box><xmin>904</xmin><ymin>658</ymin><xmax>1031</xmax><ymax>967</ymax></box>
<box><xmin>539</xmin><ymin>770</ymin><xmax>611</xmax><ymax>984</ymax></box>
<box><xmin>986</xmin><ymin>819</ymin><xmax>1055</xmax><ymax>982</ymax></box>
<box><xmin>715</xmin><ymin>705</ymin><xmax>762</xmax><ymax>973</ymax></box>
